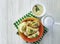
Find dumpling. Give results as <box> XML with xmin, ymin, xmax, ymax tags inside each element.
<box><xmin>28</xmin><ymin>31</ymin><xmax>39</xmax><ymax>38</ymax></box>
<box><xmin>27</xmin><ymin>20</ymin><xmax>40</xmax><ymax>28</ymax></box>
<box><xmin>31</xmin><ymin>20</ymin><xmax>40</xmax><ymax>28</ymax></box>
<box><xmin>26</xmin><ymin>26</ymin><xmax>39</xmax><ymax>35</ymax></box>
<box><xmin>18</xmin><ymin>22</ymin><xmax>26</xmax><ymax>33</ymax></box>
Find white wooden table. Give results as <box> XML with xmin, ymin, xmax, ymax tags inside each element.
<box><xmin>0</xmin><ymin>0</ymin><xmax>60</xmax><ymax>44</ymax></box>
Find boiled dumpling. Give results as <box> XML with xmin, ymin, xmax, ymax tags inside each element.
<box><xmin>18</xmin><ymin>22</ymin><xmax>26</xmax><ymax>33</ymax></box>
<box><xmin>28</xmin><ymin>31</ymin><xmax>39</xmax><ymax>38</ymax></box>
<box><xmin>31</xmin><ymin>20</ymin><xmax>40</xmax><ymax>28</ymax></box>
<box><xmin>27</xmin><ymin>20</ymin><xmax>40</xmax><ymax>28</ymax></box>
<box><xmin>26</xmin><ymin>26</ymin><xmax>39</xmax><ymax>35</ymax></box>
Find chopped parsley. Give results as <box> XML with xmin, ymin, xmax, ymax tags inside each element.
<box><xmin>35</xmin><ymin>34</ymin><xmax>38</xmax><ymax>37</ymax></box>
<box><xmin>35</xmin><ymin>5</ymin><xmax>40</xmax><ymax>12</ymax></box>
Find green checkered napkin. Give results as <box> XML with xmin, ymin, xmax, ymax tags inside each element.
<box><xmin>14</xmin><ymin>11</ymin><xmax>48</xmax><ymax>44</ymax></box>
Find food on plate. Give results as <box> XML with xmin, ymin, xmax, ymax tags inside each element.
<box><xmin>28</xmin><ymin>31</ymin><xmax>39</xmax><ymax>38</ymax></box>
<box><xmin>18</xmin><ymin>17</ymin><xmax>44</xmax><ymax>42</ymax></box>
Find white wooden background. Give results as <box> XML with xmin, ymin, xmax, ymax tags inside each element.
<box><xmin>0</xmin><ymin>0</ymin><xmax>60</xmax><ymax>44</ymax></box>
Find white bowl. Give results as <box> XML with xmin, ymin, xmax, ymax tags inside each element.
<box><xmin>32</xmin><ymin>3</ymin><xmax>46</xmax><ymax>17</ymax></box>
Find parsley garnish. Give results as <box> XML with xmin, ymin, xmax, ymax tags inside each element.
<box><xmin>35</xmin><ymin>5</ymin><xmax>40</xmax><ymax>12</ymax></box>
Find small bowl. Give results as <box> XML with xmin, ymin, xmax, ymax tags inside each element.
<box><xmin>32</xmin><ymin>3</ymin><xmax>46</xmax><ymax>17</ymax></box>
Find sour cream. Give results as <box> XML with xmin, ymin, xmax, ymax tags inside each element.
<box><xmin>32</xmin><ymin>4</ymin><xmax>46</xmax><ymax>17</ymax></box>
